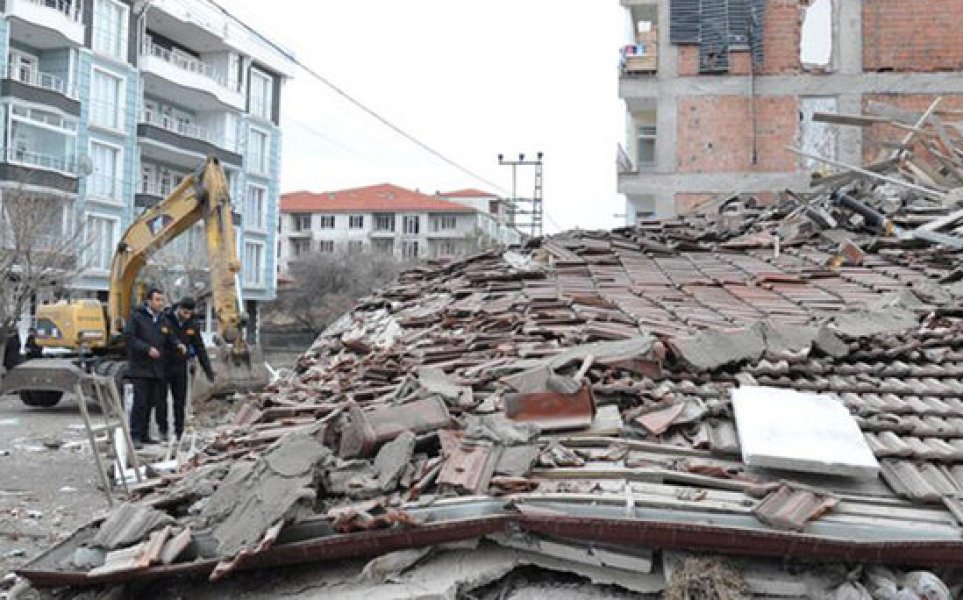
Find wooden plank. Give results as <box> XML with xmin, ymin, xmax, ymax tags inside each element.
<box><xmin>893</xmin><ymin>96</ymin><xmax>942</xmax><ymax>160</ymax></box>
<box><xmin>787</xmin><ymin>146</ymin><xmax>947</xmax><ymax>200</ymax></box>
<box><xmin>812</xmin><ymin>112</ymin><xmax>891</xmax><ymax>127</ymax></box>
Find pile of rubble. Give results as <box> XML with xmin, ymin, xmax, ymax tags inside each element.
<box><xmin>15</xmin><ymin>100</ymin><xmax>963</xmax><ymax>597</ymax></box>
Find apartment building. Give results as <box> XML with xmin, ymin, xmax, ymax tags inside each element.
<box><xmin>0</xmin><ymin>0</ymin><xmax>294</xmax><ymax>334</ymax></box>
<box><xmin>618</xmin><ymin>0</ymin><xmax>963</xmax><ymax>221</ymax></box>
<box><xmin>278</xmin><ymin>184</ymin><xmax>520</xmax><ymax>272</ymax></box>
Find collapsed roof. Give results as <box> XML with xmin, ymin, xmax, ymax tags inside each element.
<box><xmin>18</xmin><ymin>99</ymin><xmax>963</xmax><ymax>597</ymax></box>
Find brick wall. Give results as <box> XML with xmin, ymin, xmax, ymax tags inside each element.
<box><xmin>863</xmin><ymin>0</ymin><xmax>963</xmax><ymax>72</ymax></box>
<box><xmin>862</xmin><ymin>94</ymin><xmax>963</xmax><ymax>162</ymax></box>
<box><xmin>759</xmin><ymin>0</ymin><xmax>802</xmax><ymax>75</ymax></box>
<box><xmin>677</xmin><ymin>95</ymin><xmax>799</xmax><ymax>173</ymax></box>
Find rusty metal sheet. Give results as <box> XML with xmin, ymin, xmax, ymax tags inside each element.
<box><xmin>504</xmin><ymin>383</ymin><xmax>596</xmax><ymax>432</ymax></box>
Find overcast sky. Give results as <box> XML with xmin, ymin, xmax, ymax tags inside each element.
<box><xmin>228</xmin><ymin>1</ymin><xmax>628</xmax><ymax>233</ymax></box>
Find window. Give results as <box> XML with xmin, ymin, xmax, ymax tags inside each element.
<box><xmin>348</xmin><ymin>240</ymin><xmax>364</xmax><ymax>254</ymax></box>
<box><xmin>90</xmin><ymin>69</ymin><xmax>124</xmax><ymax>130</ymax></box>
<box><xmin>89</xmin><ymin>142</ymin><xmax>121</xmax><ymax>200</ymax></box>
<box><xmin>637</xmin><ymin>125</ymin><xmax>656</xmax><ymax>167</ymax></box>
<box><xmin>434</xmin><ymin>215</ymin><xmax>457</xmax><ymax>231</ymax></box>
<box><xmin>290</xmin><ymin>239</ymin><xmax>311</xmax><ymax>257</ymax></box>
<box><xmin>245</xmin><ymin>185</ymin><xmax>266</xmax><ymax>230</ymax></box>
<box><xmin>372</xmin><ymin>238</ymin><xmax>394</xmax><ymax>255</ymax></box>
<box><xmin>93</xmin><ymin>0</ymin><xmax>129</xmax><ymax>60</ymax></box>
<box><xmin>348</xmin><ymin>215</ymin><xmax>364</xmax><ymax>229</ymax></box>
<box><xmin>318</xmin><ymin>240</ymin><xmax>334</xmax><ymax>253</ymax></box>
<box><xmin>8</xmin><ymin>104</ymin><xmax>78</xmax><ymax>173</ymax></box>
<box><xmin>438</xmin><ymin>240</ymin><xmax>459</xmax><ymax>257</ymax></box>
<box><xmin>84</xmin><ymin>214</ymin><xmax>117</xmax><ymax>271</ymax></box>
<box><xmin>247</xmin><ymin>128</ymin><xmax>269</xmax><ymax>174</ymax></box>
<box><xmin>243</xmin><ymin>241</ymin><xmax>265</xmax><ymax>286</ymax></box>
<box><xmin>249</xmin><ymin>68</ymin><xmax>273</xmax><ymax>120</ymax></box>
<box><xmin>403</xmin><ymin>215</ymin><xmax>420</xmax><ymax>235</ymax></box>
<box><xmin>401</xmin><ymin>240</ymin><xmax>419</xmax><ymax>259</ymax></box>
<box><xmin>292</xmin><ymin>213</ymin><xmax>311</xmax><ymax>231</ymax></box>
<box><xmin>374</xmin><ymin>214</ymin><xmax>395</xmax><ymax>232</ymax></box>
<box><xmin>9</xmin><ymin>50</ymin><xmax>38</xmax><ymax>85</ymax></box>
<box><xmin>318</xmin><ymin>215</ymin><xmax>335</xmax><ymax>229</ymax></box>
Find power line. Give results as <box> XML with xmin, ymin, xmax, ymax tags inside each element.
<box><xmin>207</xmin><ymin>0</ymin><xmax>565</xmax><ymax>233</ymax></box>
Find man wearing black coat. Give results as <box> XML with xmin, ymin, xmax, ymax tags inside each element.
<box><xmin>123</xmin><ymin>288</ymin><xmax>184</xmax><ymax>448</ymax></box>
<box><xmin>163</xmin><ymin>296</ymin><xmax>214</xmax><ymax>440</ymax></box>
<box><xmin>3</xmin><ymin>327</ymin><xmax>22</xmax><ymax>372</ymax></box>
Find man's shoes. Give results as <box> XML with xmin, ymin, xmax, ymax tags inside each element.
<box><xmin>132</xmin><ymin>440</ymin><xmax>144</xmax><ymax>450</ymax></box>
<box><xmin>141</xmin><ymin>437</ymin><xmax>159</xmax><ymax>445</ymax></box>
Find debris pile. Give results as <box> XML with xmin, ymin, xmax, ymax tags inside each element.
<box><xmin>14</xmin><ymin>100</ymin><xmax>963</xmax><ymax>595</ymax></box>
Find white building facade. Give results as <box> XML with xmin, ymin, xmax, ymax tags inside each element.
<box><xmin>279</xmin><ymin>184</ymin><xmax>521</xmax><ymax>272</ymax></box>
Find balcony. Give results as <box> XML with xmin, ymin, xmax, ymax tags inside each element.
<box><xmin>137</xmin><ymin>109</ymin><xmax>242</xmax><ymax>167</ymax></box>
<box><xmin>0</xmin><ymin>147</ymin><xmax>78</xmax><ymax>193</ymax></box>
<box><xmin>139</xmin><ymin>37</ymin><xmax>244</xmax><ymax>111</ymax></box>
<box><xmin>1</xmin><ymin>65</ymin><xmax>79</xmax><ymax>115</ymax></box>
<box><xmin>135</xmin><ymin>180</ymin><xmax>167</xmax><ymax>209</ymax></box>
<box><xmin>6</xmin><ymin>0</ymin><xmax>84</xmax><ymax>48</ymax></box>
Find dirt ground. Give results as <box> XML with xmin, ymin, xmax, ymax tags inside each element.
<box><xmin>0</xmin><ymin>393</ymin><xmax>111</xmax><ymax>580</ymax></box>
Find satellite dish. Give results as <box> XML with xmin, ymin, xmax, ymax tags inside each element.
<box><xmin>77</xmin><ymin>154</ymin><xmax>93</xmax><ymax>177</ymax></box>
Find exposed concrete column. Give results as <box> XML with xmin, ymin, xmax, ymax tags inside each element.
<box><xmin>656</xmin><ymin>0</ymin><xmax>678</xmax><ymax>79</ymax></box>
<box><xmin>655</xmin><ymin>94</ymin><xmax>678</xmax><ymax>173</ymax></box>
<box><xmin>837</xmin><ymin>93</ymin><xmax>864</xmax><ymax>165</ymax></box>
<box><xmin>655</xmin><ymin>0</ymin><xmax>678</xmax><ymax>176</ymax></box>
<box><xmin>837</xmin><ymin>0</ymin><xmax>862</xmax><ymax>76</ymax></box>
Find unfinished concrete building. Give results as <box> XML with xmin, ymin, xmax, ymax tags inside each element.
<box><xmin>618</xmin><ymin>0</ymin><xmax>963</xmax><ymax>222</ymax></box>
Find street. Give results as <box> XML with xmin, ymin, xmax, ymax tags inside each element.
<box><xmin>0</xmin><ymin>393</ymin><xmax>110</xmax><ymax>581</ymax></box>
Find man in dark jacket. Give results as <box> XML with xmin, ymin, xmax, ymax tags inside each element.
<box><xmin>163</xmin><ymin>296</ymin><xmax>214</xmax><ymax>440</ymax></box>
<box><xmin>3</xmin><ymin>327</ymin><xmax>22</xmax><ymax>372</ymax></box>
<box><xmin>123</xmin><ymin>288</ymin><xmax>184</xmax><ymax>448</ymax></box>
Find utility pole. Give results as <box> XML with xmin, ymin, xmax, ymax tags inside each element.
<box><xmin>497</xmin><ymin>152</ymin><xmax>543</xmax><ymax>238</ymax></box>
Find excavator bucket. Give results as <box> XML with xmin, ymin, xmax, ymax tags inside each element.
<box><xmin>191</xmin><ymin>344</ymin><xmax>270</xmax><ymax>403</ymax></box>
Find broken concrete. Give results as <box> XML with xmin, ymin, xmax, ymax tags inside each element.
<box><xmin>373</xmin><ymin>431</ymin><xmax>416</xmax><ymax>492</ymax></box>
<box><xmin>201</xmin><ymin>426</ymin><xmax>330</xmax><ymax>559</ymax></box>
<box><xmin>90</xmin><ymin>503</ymin><xmax>175</xmax><ymax>551</ymax></box>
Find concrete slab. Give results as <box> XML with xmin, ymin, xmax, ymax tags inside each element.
<box><xmin>731</xmin><ymin>386</ymin><xmax>880</xmax><ymax>479</ymax></box>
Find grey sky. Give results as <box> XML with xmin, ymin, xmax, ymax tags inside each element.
<box><xmin>229</xmin><ymin>1</ymin><xmax>627</xmax><ymax>233</ymax></box>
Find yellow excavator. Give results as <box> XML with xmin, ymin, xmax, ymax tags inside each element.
<box><xmin>2</xmin><ymin>156</ymin><xmax>267</xmax><ymax>407</ymax></box>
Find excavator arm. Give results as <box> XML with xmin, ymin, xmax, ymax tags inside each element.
<box><xmin>107</xmin><ymin>157</ymin><xmax>246</xmax><ymax>352</ymax></box>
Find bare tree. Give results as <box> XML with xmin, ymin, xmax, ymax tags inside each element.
<box><xmin>265</xmin><ymin>249</ymin><xmax>405</xmax><ymax>334</ymax></box>
<box><xmin>464</xmin><ymin>226</ymin><xmax>499</xmax><ymax>254</ymax></box>
<box><xmin>0</xmin><ymin>185</ymin><xmax>86</xmax><ymax>372</ymax></box>
<box><xmin>138</xmin><ymin>225</ymin><xmax>211</xmax><ymax>303</ymax></box>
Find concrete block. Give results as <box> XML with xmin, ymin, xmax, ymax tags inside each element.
<box><xmin>732</xmin><ymin>386</ymin><xmax>880</xmax><ymax>478</ymax></box>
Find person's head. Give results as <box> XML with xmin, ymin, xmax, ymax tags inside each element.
<box><xmin>176</xmin><ymin>296</ymin><xmax>196</xmax><ymax>321</ymax></box>
<box><xmin>145</xmin><ymin>287</ymin><xmax>165</xmax><ymax>313</ymax></box>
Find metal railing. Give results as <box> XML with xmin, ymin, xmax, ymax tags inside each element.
<box><xmin>617</xmin><ymin>144</ymin><xmax>636</xmax><ymax>174</ymax></box>
<box><xmin>140</xmin><ymin>37</ymin><xmax>228</xmax><ymax>89</ymax></box>
<box><xmin>2</xmin><ymin>147</ymin><xmax>76</xmax><ymax>173</ymax></box>
<box><xmin>23</xmin><ymin>0</ymin><xmax>82</xmax><ymax>22</ymax></box>
<box><xmin>3</xmin><ymin>65</ymin><xmax>77</xmax><ymax>99</ymax></box>
<box><xmin>139</xmin><ymin>180</ymin><xmax>175</xmax><ymax>197</ymax></box>
<box><xmin>141</xmin><ymin>109</ymin><xmax>213</xmax><ymax>144</ymax></box>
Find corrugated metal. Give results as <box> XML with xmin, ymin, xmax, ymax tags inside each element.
<box><xmin>727</xmin><ymin>0</ymin><xmax>749</xmax><ymax>44</ymax></box>
<box><xmin>699</xmin><ymin>0</ymin><xmax>730</xmax><ymax>74</ymax></box>
<box><xmin>669</xmin><ymin>0</ymin><xmax>700</xmax><ymax>44</ymax></box>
